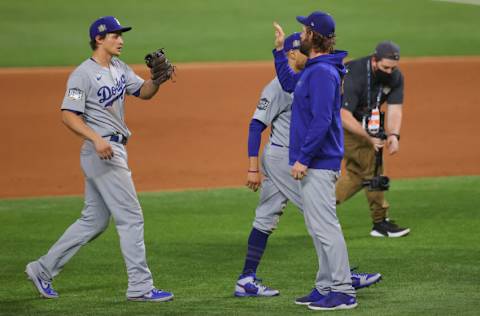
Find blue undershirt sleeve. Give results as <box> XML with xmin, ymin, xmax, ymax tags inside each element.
<box><xmin>248</xmin><ymin>119</ymin><xmax>267</xmax><ymax>157</ymax></box>
<box><xmin>132</xmin><ymin>87</ymin><xmax>142</xmax><ymax>97</ymax></box>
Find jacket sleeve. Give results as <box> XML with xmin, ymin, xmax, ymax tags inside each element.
<box><xmin>273</xmin><ymin>49</ymin><xmax>302</xmax><ymax>93</ymax></box>
<box><xmin>298</xmin><ymin>67</ymin><xmax>336</xmax><ymax>166</ymax></box>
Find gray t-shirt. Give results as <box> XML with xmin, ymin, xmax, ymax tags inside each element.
<box><xmin>61</xmin><ymin>57</ymin><xmax>144</xmax><ymax>138</ymax></box>
<box><xmin>252</xmin><ymin>77</ymin><xmax>293</xmax><ymax>147</ymax></box>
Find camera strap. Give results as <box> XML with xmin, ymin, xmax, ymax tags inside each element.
<box><xmin>363</xmin><ymin>59</ymin><xmax>384</xmax><ymax>134</ymax></box>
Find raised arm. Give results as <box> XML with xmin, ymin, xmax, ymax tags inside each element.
<box><xmin>272</xmin><ymin>22</ymin><xmax>303</xmax><ymax>92</ymax></box>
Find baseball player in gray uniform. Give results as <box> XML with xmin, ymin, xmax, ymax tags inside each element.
<box><xmin>235</xmin><ymin>33</ymin><xmax>381</xmax><ymax>298</ymax></box>
<box><xmin>25</xmin><ymin>16</ymin><xmax>174</xmax><ymax>302</ymax></box>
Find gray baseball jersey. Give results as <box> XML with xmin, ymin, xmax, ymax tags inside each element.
<box><xmin>252</xmin><ymin>77</ymin><xmax>292</xmax><ymax>148</ymax></box>
<box><xmin>61</xmin><ymin>57</ymin><xmax>144</xmax><ymax>138</ymax></box>
<box><xmin>251</xmin><ymin>76</ymin><xmax>302</xmax><ymax>234</ymax></box>
<box><xmin>28</xmin><ymin>57</ymin><xmax>155</xmax><ymax>298</ymax></box>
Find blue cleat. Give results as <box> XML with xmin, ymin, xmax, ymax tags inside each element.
<box><xmin>295</xmin><ymin>288</ymin><xmax>326</xmax><ymax>305</ymax></box>
<box><xmin>234</xmin><ymin>273</ymin><xmax>279</xmax><ymax>297</ymax></box>
<box><xmin>351</xmin><ymin>270</ymin><xmax>382</xmax><ymax>289</ymax></box>
<box><xmin>25</xmin><ymin>263</ymin><xmax>59</xmax><ymax>299</ymax></box>
<box><xmin>308</xmin><ymin>291</ymin><xmax>357</xmax><ymax>310</ymax></box>
<box><xmin>127</xmin><ymin>288</ymin><xmax>174</xmax><ymax>302</ymax></box>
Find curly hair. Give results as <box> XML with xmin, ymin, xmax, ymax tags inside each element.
<box><xmin>306</xmin><ymin>26</ymin><xmax>336</xmax><ymax>54</ymax></box>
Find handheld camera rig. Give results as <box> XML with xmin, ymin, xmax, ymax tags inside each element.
<box><xmin>362</xmin><ymin>111</ymin><xmax>390</xmax><ymax>191</ymax></box>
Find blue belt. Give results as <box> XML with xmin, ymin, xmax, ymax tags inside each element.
<box><xmin>271</xmin><ymin>142</ymin><xmax>288</xmax><ymax>148</ymax></box>
<box><xmin>105</xmin><ymin>133</ymin><xmax>128</xmax><ymax>145</ymax></box>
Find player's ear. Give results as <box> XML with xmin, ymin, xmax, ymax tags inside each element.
<box><xmin>95</xmin><ymin>34</ymin><xmax>105</xmax><ymax>46</ymax></box>
<box><xmin>305</xmin><ymin>28</ymin><xmax>313</xmax><ymax>40</ymax></box>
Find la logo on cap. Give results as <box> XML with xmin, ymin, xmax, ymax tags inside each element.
<box><xmin>98</xmin><ymin>24</ymin><xmax>106</xmax><ymax>32</ymax></box>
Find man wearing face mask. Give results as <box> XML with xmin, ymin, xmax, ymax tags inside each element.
<box><xmin>336</xmin><ymin>41</ymin><xmax>410</xmax><ymax>238</ymax></box>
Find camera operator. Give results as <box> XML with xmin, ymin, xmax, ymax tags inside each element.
<box><xmin>336</xmin><ymin>41</ymin><xmax>410</xmax><ymax>238</ymax></box>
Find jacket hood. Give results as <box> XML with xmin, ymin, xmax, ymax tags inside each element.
<box><xmin>306</xmin><ymin>50</ymin><xmax>348</xmax><ymax>76</ymax></box>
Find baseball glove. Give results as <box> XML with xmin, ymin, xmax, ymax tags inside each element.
<box><xmin>144</xmin><ymin>48</ymin><xmax>175</xmax><ymax>85</ymax></box>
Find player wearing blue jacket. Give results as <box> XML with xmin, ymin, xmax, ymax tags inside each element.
<box><xmin>234</xmin><ymin>33</ymin><xmax>381</xmax><ymax>299</ymax></box>
<box><xmin>283</xmin><ymin>51</ymin><xmax>346</xmax><ymax>170</ymax></box>
<box><xmin>273</xmin><ymin>12</ymin><xmax>357</xmax><ymax>311</ymax></box>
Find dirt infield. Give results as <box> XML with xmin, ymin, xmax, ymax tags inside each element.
<box><xmin>1</xmin><ymin>57</ymin><xmax>479</xmax><ymax>198</ymax></box>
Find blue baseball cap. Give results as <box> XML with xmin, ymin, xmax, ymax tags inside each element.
<box><xmin>89</xmin><ymin>16</ymin><xmax>132</xmax><ymax>41</ymax></box>
<box><xmin>296</xmin><ymin>11</ymin><xmax>335</xmax><ymax>38</ymax></box>
<box><xmin>284</xmin><ymin>32</ymin><xmax>301</xmax><ymax>52</ymax></box>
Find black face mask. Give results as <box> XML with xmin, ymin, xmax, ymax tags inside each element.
<box><xmin>374</xmin><ymin>69</ymin><xmax>392</xmax><ymax>85</ymax></box>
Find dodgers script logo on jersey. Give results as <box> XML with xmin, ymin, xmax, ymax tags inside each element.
<box><xmin>97</xmin><ymin>74</ymin><xmax>127</xmax><ymax>107</ymax></box>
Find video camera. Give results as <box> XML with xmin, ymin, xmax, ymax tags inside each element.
<box><xmin>363</xmin><ymin>174</ymin><xmax>390</xmax><ymax>191</ymax></box>
<box><xmin>362</xmin><ymin>111</ymin><xmax>390</xmax><ymax>191</ymax></box>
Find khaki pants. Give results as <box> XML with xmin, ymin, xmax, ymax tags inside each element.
<box><xmin>336</xmin><ymin>130</ymin><xmax>389</xmax><ymax>223</ymax></box>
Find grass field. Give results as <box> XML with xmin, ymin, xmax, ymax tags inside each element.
<box><xmin>1</xmin><ymin>0</ymin><xmax>480</xmax><ymax>66</ymax></box>
<box><xmin>0</xmin><ymin>176</ymin><xmax>479</xmax><ymax>315</ymax></box>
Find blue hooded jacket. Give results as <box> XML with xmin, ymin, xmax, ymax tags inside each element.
<box><xmin>273</xmin><ymin>49</ymin><xmax>348</xmax><ymax>170</ymax></box>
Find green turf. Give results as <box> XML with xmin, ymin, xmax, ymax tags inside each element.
<box><xmin>0</xmin><ymin>176</ymin><xmax>479</xmax><ymax>315</ymax></box>
<box><xmin>1</xmin><ymin>0</ymin><xmax>480</xmax><ymax>67</ymax></box>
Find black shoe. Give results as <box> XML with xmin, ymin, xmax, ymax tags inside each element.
<box><xmin>370</xmin><ymin>219</ymin><xmax>410</xmax><ymax>238</ymax></box>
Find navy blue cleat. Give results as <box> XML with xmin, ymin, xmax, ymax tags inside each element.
<box><xmin>234</xmin><ymin>273</ymin><xmax>279</xmax><ymax>297</ymax></box>
<box><xmin>25</xmin><ymin>263</ymin><xmax>59</xmax><ymax>299</ymax></box>
<box><xmin>295</xmin><ymin>288</ymin><xmax>326</xmax><ymax>305</ymax></box>
<box><xmin>308</xmin><ymin>291</ymin><xmax>358</xmax><ymax>310</ymax></box>
<box><xmin>351</xmin><ymin>270</ymin><xmax>382</xmax><ymax>289</ymax></box>
<box><xmin>127</xmin><ymin>288</ymin><xmax>174</xmax><ymax>302</ymax></box>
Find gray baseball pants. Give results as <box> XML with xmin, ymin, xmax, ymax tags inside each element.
<box><xmin>28</xmin><ymin>140</ymin><xmax>154</xmax><ymax>297</ymax></box>
<box><xmin>253</xmin><ymin>143</ymin><xmax>354</xmax><ymax>295</ymax></box>
<box><xmin>252</xmin><ymin>143</ymin><xmax>303</xmax><ymax>233</ymax></box>
<box><xmin>300</xmin><ymin>169</ymin><xmax>355</xmax><ymax>296</ymax></box>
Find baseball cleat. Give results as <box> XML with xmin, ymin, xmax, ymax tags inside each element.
<box><xmin>308</xmin><ymin>292</ymin><xmax>357</xmax><ymax>311</ymax></box>
<box><xmin>351</xmin><ymin>270</ymin><xmax>382</xmax><ymax>289</ymax></box>
<box><xmin>127</xmin><ymin>288</ymin><xmax>174</xmax><ymax>302</ymax></box>
<box><xmin>295</xmin><ymin>288</ymin><xmax>326</xmax><ymax>305</ymax></box>
<box><xmin>234</xmin><ymin>273</ymin><xmax>279</xmax><ymax>297</ymax></box>
<box><xmin>25</xmin><ymin>263</ymin><xmax>58</xmax><ymax>299</ymax></box>
<box><xmin>370</xmin><ymin>219</ymin><xmax>410</xmax><ymax>238</ymax></box>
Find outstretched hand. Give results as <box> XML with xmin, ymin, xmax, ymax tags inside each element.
<box><xmin>273</xmin><ymin>22</ymin><xmax>285</xmax><ymax>51</ymax></box>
